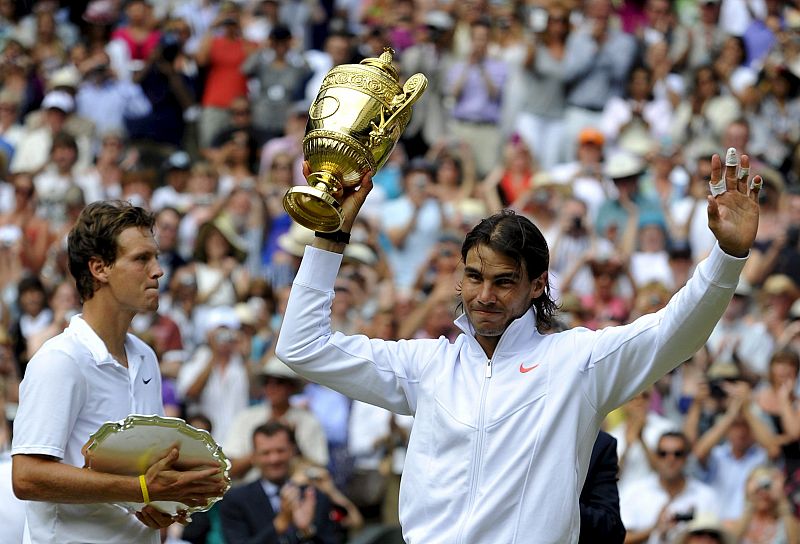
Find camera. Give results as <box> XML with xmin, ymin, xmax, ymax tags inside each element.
<box><xmin>214</xmin><ymin>328</ymin><xmax>236</xmax><ymax>344</ymax></box>
<box><xmin>673</xmin><ymin>511</ymin><xmax>694</xmax><ymax>522</ymax></box>
<box><xmin>159</xmin><ymin>32</ymin><xmax>181</xmax><ymax>63</ymax></box>
<box><xmin>756</xmin><ymin>476</ymin><xmax>773</xmax><ymax>492</ymax></box>
<box><xmin>0</xmin><ymin>225</ymin><xmax>22</xmax><ymax>247</ymax></box>
<box><xmin>305</xmin><ymin>467</ymin><xmax>325</xmax><ymax>481</ymax></box>
<box><xmin>787</xmin><ymin>225</ymin><xmax>800</xmax><ymax>248</ymax></box>
<box><xmin>709</xmin><ymin>378</ymin><xmax>728</xmax><ymax>400</ymax></box>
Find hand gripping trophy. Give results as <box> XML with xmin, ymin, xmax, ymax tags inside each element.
<box><xmin>283</xmin><ymin>48</ymin><xmax>428</xmax><ymax>232</ymax></box>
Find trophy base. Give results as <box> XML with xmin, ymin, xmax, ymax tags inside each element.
<box><xmin>283</xmin><ymin>184</ymin><xmax>343</xmax><ymax>233</ymax></box>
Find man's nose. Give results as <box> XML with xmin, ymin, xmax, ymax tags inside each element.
<box><xmin>477</xmin><ymin>281</ymin><xmax>496</xmax><ymax>304</ymax></box>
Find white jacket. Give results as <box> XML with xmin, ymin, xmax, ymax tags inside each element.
<box><xmin>276</xmin><ymin>244</ymin><xmax>746</xmax><ymax>544</ymax></box>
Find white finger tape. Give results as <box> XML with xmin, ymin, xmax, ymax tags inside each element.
<box><xmin>725</xmin><ymin>147</ymin><xmax>738</xmax><ymax>166</ymax></box>
<box><xmin>749</xmin><ymin>178</ymin><xmax>762</xmax><ymax>191</ymax></box>
<box><xmin>737</xmin><ymin>167</ymin><xmax>749</xmax><ymax>180</ymax></box>
<box><xmin>709</xmin><ymin>179</ymin><xmax>727</xmax><ymax>196</ymax></box>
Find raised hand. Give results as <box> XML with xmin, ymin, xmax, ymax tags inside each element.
<box><xmin>706</xmin><ymin>149</ymin><xmax>761</xmax><ymax>257</ymax></box>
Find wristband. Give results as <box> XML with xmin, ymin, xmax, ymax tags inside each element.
<box><xmin>139</xmin><ymin>475</ymin><xmax>150</xmax><ymax>504</ymax></box>
<box><xmin>315</xmin><ymin>230</ymin><xmax>350</xmax><ymax>244</ymax></box>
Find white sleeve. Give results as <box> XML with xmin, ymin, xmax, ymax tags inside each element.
<box><xmin>276</xmin><ymin>246</ymin><xmax>442</xmax><ymax>415</ymax></box>
<box><xmin>11</xmin><ymin>349</ymin><xmax>87</xmax><ymax>459</ymax></box>
<box><xmin>581</xmin><ymin>243</ymin><xmax>747</xmax><ymax>414</ymax></box>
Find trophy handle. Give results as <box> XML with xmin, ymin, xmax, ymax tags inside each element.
<box><xmin>368</xmin><ymin>73</ymin><xmax>428</xmax><ymax>148</ymax></box>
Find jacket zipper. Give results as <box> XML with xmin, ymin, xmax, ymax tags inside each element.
<box><xmin>455</xmin><ymin>356</ymin><xmax>493</xmax><ymax>544</ymax></box>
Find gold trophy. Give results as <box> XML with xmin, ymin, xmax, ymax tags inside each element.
<box><xmin>283</xmin><ymin>48</ymin><xmax>427</xmax><ymax>232</ymax></box>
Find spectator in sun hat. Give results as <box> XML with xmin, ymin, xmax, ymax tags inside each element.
<box><xmin>675</xmin><ymin>512</ymin><xmax>733</xmax><ymax>544</ymax></box>
<box><xmin>191</xmin><ymin>214</ymin><xmax>251</xmax><ymax>310</ymax></box>
<box><xmin>223</xmin><ymin>355</ymin><xmax>329</xmax><ymax>482</ymax></box>
<box><xmin>267</xmin><ymin>221</ymin><xmax>314</xmax><ymax>289</ymax></box>
<box><xmin>761</xmin><ymin>274</ymin><xmax>800</xmax><ymax>344</ymax></box>
<box><xmin>595</xmin><ymin>149</ymin><xmax>666</xmax><ymax>244</ymax></box>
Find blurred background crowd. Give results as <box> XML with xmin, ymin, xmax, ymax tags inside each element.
<box><xmin>0</xmin><ymin>0</ymin><xmax>800</xmax><ymax>542</ymax></box>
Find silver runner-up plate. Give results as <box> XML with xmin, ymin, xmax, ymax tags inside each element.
<box><xmin>83</xmin><ymin>414</ymin><xmax>231</xmax><ymax>515</ymax></box>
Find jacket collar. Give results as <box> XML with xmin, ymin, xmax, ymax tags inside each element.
<box><xmin>454</xmin><ymin>307</ymin><xmax>542</xmax><ymax>358</ymax></box>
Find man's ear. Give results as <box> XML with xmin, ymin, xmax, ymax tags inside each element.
<box><xmin>87</xmin><ymin>256</ymin><xmax>109</xmax><ymax>285</ymax></box>
<box><xmin>530</xmin><ymin>271</ymin><xmax>548</xmax><ymax>300</ymax></box>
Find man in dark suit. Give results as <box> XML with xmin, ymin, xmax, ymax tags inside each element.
<box><xmin>219</xmin><ymin>421</ymin><xmax>340</xmax><ymax>543</ymax></box>
<box><xmin>579</xmin><ymin>430</ymin><xmax>626</xmax><ymax>543</ymax></box>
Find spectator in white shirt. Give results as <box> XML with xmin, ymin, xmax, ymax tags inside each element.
<box><xmin>621</xmin><ymin>431</ymin><xmax>719</xmax><ymax>544</ymax></box>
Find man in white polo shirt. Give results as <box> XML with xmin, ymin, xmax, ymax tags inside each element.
<box><xmin>11</xmin><ymin>201</ymin><xmax>225</xmax><ymax>544</ymax></box>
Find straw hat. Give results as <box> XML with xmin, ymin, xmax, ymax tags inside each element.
<box><xmin>259</xmin><ymin>356</ymin><xmax>303</xmax><ymax>387</ymax></box>
<box><xmin>674</xmin><ymin>512</ymin><xmax>734</xmax><ymax>544</ymax></box>
<box><xmin>604</xmin><ymin>150</ymin><xmax>645</xmax><ymax>180</ymax></box>
<box><xmin>277</xmin><ymin>223</ymin><xmax>315</xmax><ymax>258</ymax></box>
<box><xmin>194</xmin><ymin>214</ymin><xmax>248</xmax><ymax>263</ymax></box>
<box><xmin>763</xmin><ymin>274</ymin><xmax>800</xmax><ymax>300</ymax></box>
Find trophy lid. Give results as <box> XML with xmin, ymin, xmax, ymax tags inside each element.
<box><xmin>359</xmin><ymin>47</ymin><xmax>399</xmax><ymax>81</ymax></box>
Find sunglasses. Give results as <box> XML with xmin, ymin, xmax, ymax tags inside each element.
<box><xmin>656</xmin><ymin>449</ymin><xmax>686</xmax><ymax>459</ymax></box>
<box><xmin>690</xmin><ymin>530</ymin><xmax>721</xmax><ymax>539</ymax></box>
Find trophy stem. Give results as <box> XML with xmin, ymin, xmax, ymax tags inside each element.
<box><xmin>283</xmin><ymin>171</ymin><xmax>345</xmax><ymax>233</ymax></box>
<box><xmin>308</xmin><ymin>171</ymin><xmax>344</xmax><ymax>199</ymax></box>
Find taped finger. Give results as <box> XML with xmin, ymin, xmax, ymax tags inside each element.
<box><xmin>725</xmin><ymin>147</ymin><xmax>738</xmax><ymax>166</ymax></box>
<box><xmin>749</xmin><ymin>178</ymin><xmax>762</xmax><ymax>191</ymax></box>
<box><xmin>738</xmin><ymin>167</ymin><xmax>749</xmax><ymax>180</ymax></box>
<box><xmin>710</xmin><ymin>179</ymin><xmax>727</xmax><ymax>196</ymax></box>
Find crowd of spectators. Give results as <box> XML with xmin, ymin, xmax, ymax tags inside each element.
<box><xmin>1</xmin><ymin>0</ymin><xmax>800</xmax><ymax>542</ymax></box>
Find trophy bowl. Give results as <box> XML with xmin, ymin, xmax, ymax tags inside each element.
<box><xmin>283</xmin><ymin>48</ymin><xmax>427</xmax><ymax>232</ymax></box>
<box><xmin>83</xmin><ymin>414</ymin><xmax>231</xmax><ymax>515</ymax></box>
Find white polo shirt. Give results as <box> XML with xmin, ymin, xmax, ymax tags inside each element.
<box><xmin>12</xmin><ymin>315</ymin><xmax>164</xmax><ymax>544</ymax></box>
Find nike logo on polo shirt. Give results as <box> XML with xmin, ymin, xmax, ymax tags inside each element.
<box><xmin>519</xmin><ymin>363</ymin><xmax>540</xmax><ymax>374</ymax></box>
<box><xmin>143</xmin><ymin>377</ymin><xmax>152</xmax><ymax>384</ymax></box>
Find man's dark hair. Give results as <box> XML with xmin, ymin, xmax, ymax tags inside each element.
<box><xmin>461</xmin><ymin>210</ymin><xmax>557</xmax><ymax>333</ymax></box>
<box><xmin>657</xmin><ymin>431</ymin><xmax>690</xmax><ymax>452</ymax></box>
<box><xmin>67</xmin><ymin>200</ymin><xmax>155</xmax><ymax>302</ymax></box>
<box><xmin>51</xmin><ymin>130</ymin><xmax>78</xmax><ymax>152</ymax></box>
<box><xmin>252</xmin><ymin>421</ymin><xmax>297</xmax><ymax>447</ymax></box>
<box><xmin>16</xmin><ymin>275</ymin><xmax>47</xmax><ymax>301</ymax></box>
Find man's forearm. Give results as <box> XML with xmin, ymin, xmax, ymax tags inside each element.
<box><xmin>12</xmin><ymin>454</ymin><xmax>142</xmax><ymax>503</ymax></box>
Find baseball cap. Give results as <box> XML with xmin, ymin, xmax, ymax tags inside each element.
<box><xmin>41</xmin><ymin>90</ymin><xmax>75</xmax><ymax>113</ymax></box>
<box><xmin>163</xmin><ymin>151</ymin><xmax>191</xmax><ymax>171</ymax></box>
<box><xmin>425</xmin><ymin>10</ymin><xmax>454</xmax><ymax>30</ymax></box>
<box><xmin>577</xmin><ymin>128</ymin><xmax>605</xmax><ymax>147</ymax></box>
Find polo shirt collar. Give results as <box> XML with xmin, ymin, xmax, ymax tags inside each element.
<box><xmin>66</xmin><ymin>314</ymin><xmax>127</xmax><ymax>366</ymax></box>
